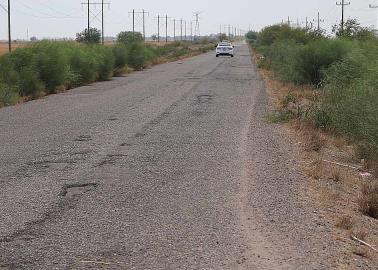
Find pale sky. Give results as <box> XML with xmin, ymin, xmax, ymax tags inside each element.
<box><xmin>0</xmin><ymin>0</ymin><xmax>377</xmax><ymax>40</ymax></box>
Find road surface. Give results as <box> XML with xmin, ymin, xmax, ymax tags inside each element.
<box><xmin>0</xmin><ymin>45</ymin><xmax>334</xmax><ymax>269</ymax></box>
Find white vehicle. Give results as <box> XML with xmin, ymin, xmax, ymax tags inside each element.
<box><xmin>216</xmin><ymin>42</ymin><xmax>234</xmax><ymax>57</ymax></box>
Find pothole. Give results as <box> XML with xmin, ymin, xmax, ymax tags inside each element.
<box><xmin>94</xmin><ymin>154</ymin><xmax>127</xmax><ymax>167</ymax></box>
<box><xmin>120</xmin><ymin>142</ymin><xmax>132</xmax><ymax>147</ymax></box>
<box><xmin>74</xmin><ymin>135</ymin><xmax>92</xmax><ymax>142</ymax></box>
<box><xmin>197</xmin><ymin>95</ymin><xmax>213</xmax><ymax>104</ymax></box>
<box><xmin>107</xmin><ymin>118</ymin><xmax>119</xmax><ymax>121</ymax></box>
<box><xmin>59</xmin><ymin>183</ymin><xmax>98</xmax><ymax>198</ymax></box>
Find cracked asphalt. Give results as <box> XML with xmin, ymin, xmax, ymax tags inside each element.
<box><xmin>0</xmin><ymin>45</ymin><xmax>335</xmax><ymax>269</ymax></box>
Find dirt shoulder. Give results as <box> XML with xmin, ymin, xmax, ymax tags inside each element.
<box><xmin>250</xmin><ymin>48</ymin><xmax>378</xmax><ymax>269</ymax></box>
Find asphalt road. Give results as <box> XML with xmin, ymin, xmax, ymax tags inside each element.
<box><xmin>0</xmin><ymin>45</ymin><xmax>334</xmax><ymax>269</ymax></box>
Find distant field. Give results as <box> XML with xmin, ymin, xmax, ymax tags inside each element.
<box><xmin>0</xmin><ymin>41</ymin><xmax>176</xmax><ymax>55</ymax></box>
<box><xmin>0</xmin><ymin>43</ymin><xmax>26</xmax><ymax>55</ymax></box>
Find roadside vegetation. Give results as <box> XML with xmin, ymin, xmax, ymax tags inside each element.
<box><xmin>249</xmin><ymin>20</ymin><xmax>378</xmax><ymax>169</ymax></box>
<box><xmin>248</xmin><ymin>20</ymin><xmax>378</xmax><ymax>263</ymax></box>
<box><xmin>0</xmin><ymin>29</ymin><xmax>215</xmax><ymax>107</ymax></box>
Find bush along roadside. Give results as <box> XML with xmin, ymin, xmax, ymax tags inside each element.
<box><xmin>0</xmin><ymin>34</ymin><xmax>216</xmax><ymax>108</ymax></box>
<box><xmin>249</xmin><ymin>21</ymin><xmax>378</xmax><ymax>225</ymax></box>
<box><xmin>249</xmin><ymin>21</ymin><xmax>378</xmax><ymax>164</ymax></box>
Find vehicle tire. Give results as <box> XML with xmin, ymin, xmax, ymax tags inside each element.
<box><xmin>216</xmin><ymin>55</ymin><xmax>219</xmax><ymax>57</ymax></box>
<box><xmin>231</xmin><ymin>55</ymin><xmax>234</xmax><ymax>58</ymax></box>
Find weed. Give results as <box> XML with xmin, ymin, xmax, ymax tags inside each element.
<box><xmin>336</xmin><ymin>215</ymin><xmax>353</xmax><ymax>230</ymax></box>
<box><xmin>304</xmin><ymin>132</ymin><xmax>325</xmax><ymax>152</ymax></box>
<box><xmin>358</xmin><ymin>181</ymin><xmax>378</xmax><ymax>219</ymax></box>
<box><xmin>308</xmin><ymin>159</ymin><xmax>323</xmax><ymax>180</ymax></box>
<box><xmin>0</xmin><ymin>82</ymin><xmax>19</xmax><ymax>107</ymax></box>
<box><xmin>265</xmin><ymin>110</ymin><xmax>294</xmax><ymax>123</ymax></box>
<box><xmin>331</xmin><ymin>167</ymin><xmax>342</xmax><ymax>182</ymax></box>
<box><xmin>352</xmin><ymin>247</ymin><xmax>368</xmax><ymax>258</ymax></box>
<box><xmin>280</xmin><ymin>93</ymin><xmax>297</xmax><ymax>108</ymax></box>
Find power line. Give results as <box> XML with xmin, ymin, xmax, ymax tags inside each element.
<box><xmin>11</xmin><ymin>0</ymin><xmax>80</xmax><ymax>18</ymax></box>
<box><xmin>0</xmin><ymin>3</ymin><xmax>7</xmax><ymax>12</ymax></box>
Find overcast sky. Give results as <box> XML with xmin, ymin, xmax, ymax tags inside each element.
<box><xmin>0</xmin><ymin>0</ymin><xmax>377</xmax><ymax>40</ymax></box>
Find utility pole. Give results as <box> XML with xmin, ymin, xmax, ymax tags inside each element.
<box><xmin>173</xmin><ymin>18</ymin><xmax>176</xmax><ymax>41</ymax></box>
<box><xmin>132</xmin><ymin>9</ymin><xmax>135</xmax><ymax>33</ymax></box>
<box><xmin>305</xmin><ymin>16</ymin><xmax>308</xmax><ymax>29</ymax></box>
<box><xmin>191</xmin><ymin>21</ymin><xmax>193</xmax><ymax>41</ymax></box>
<box><xmin>185</xmin><ymin>21</ymin><xmax>187</xmax><ymax>41</ymax></box>
<box><xmin>165</xmin><ymin>15</ymin><xmax>169</xmax><ymax>42</ymax></box>
<box><xmin>101</xmin><ymin>0</ymin><xmax>104</xmax><ymax>44</ymax></box>
<box><xmin>87</xmin><ymin>0</ymin><xmax>90</xmax><ymax>30</ymax></box>
<box><xmin>158</xmin><ymin>15</ymin><xmax>160</xmax><ymax>42</ymax></box>
<box><xmin>128</xmin><ymin>9</ymin><xmax>135</xmax><ymax>33</ymax></box>
<box><xmin>370</xmin><ymin>3</ymin><xmax>378</xmax><ymax>31</ymax></box>
<box><xmin>180</xmin><ymin>19</ymin><xmax>183</xmax><ymax>41</ymax></box>
<box><xmin>287</xmin><ymin>16</ymin><xmax>291</xmax><ymax>26</ymax></box>
<box><xmin>143</xmin><ymin>10</ymin><xmax>146</xmax><ymax>41</ymax></box>
<box><xmin>193</xmin><ymin>11</ymin><xmax>202</xmax><ymax>40</ymax></box>
<box><xmin>336</xmin><ymin>0</ymin><xmax>351</xmax><ymax>32</ymax></box>
<box><xmin>8</xmin><ymin>0</ymin><xmax>11</xmax><ymax>52</ymax></box>
<box><xmin>313</xmin><ymin>12</ymin><xmax>324</xmax><ymax>32</ymax></box>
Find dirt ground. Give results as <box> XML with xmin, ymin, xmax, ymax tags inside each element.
<box><xmin>252</xmin><ymin>49</ymin><xmax>378</xmax><ymax>269</ymax></box>
<box><xmin>0</xmin><ymin>42</ymin><xmax>26</xmax><ymax>55</ymax></box>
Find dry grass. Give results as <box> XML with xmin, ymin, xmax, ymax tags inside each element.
<box><xmin>336</xmin><ymin>215</ymin><xmax>354</xmax><ymax>230</ymax></box>
<box><xmin>330</xmin><ymin>167</ymin><xmax>342</xmax><ymax>182</ymax></box>
<box><xmin>351</xmin><ymin>230</ymin><xmax>367</xmax><ymax>241</ymax></box>
<box><xmin>358</xmin><ymin>181</ymin><xmax>378</xmax><ymax>219</ymax></box>
<box><xmin>307</xmin><ymin>159</ymin><xmax>323</xmax><ymax>180</ymax></box>
<box><xmin>352</xmin><ymin>246</ymin><xmax>369</xmax><ymax>258</ymax></box>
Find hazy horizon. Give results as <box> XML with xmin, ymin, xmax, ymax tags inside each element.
<box><xmin>0</xmin><ymin>0</ymin><xmax>377</xmax><ymax>40</ymax></box>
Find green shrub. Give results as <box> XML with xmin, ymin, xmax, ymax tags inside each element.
<box><xmin>0</xmin><ymin>39</ymin><xmax>213</xmax><ymax>106</ymax></box>
<box><xmin>92</xmin><ymin>45</ymin><xmax>115</xmax><ymax>80</ymax></box>
<box><xmin>117</xmin><ymin>31</ymin><xmax>144</xmax><ymax>44</ymax></box>
<box><xmin>294</xmin><ymin>39</ymin><xmax>352</xmax><ymax>85</ymax></box>
<box><xmin>112</xmin><ymin>44</ymin><xmax>129</xmax><ymax>69</ymax></box>
<box><xmin>76</xmin><ymin>28</ymin><xmax>101</xmax><ymax>44</ymax></box>
<box><xmin>17</xmin><ymin>67</ymin><xmax>45</xmax><ymax>96</ymax></box>
<box><xmin>68</xmin><ymin>47</ymin><xmax>98</xmax><ymax>85</ymax></box>
<box><xmin>31</xmin><ymin>42</ymin><xmax>71</xmax><ymax>93</ymax></box>
<box><xmin>0</xmin><ymin>47</ymin><xmax>44</xmax><ymax>96</ymax></box>
<box><xmin>254</xmin><ymin>21</ymin><xmax>378</xmax><ymax>160</ymax></box>
<box><xmin>127</xmin><ymin>43</ymin><xmax>147</xmax><ymax>70</ymax></box>
<box><xmin>313</xmin><ymin>41</ymin><xmax>378</xmax><ymax>155</ymax></box>
<box><xmin>0</xmin><ymin>82</ymin><xmax>19</xmax><ymax>107</ymax></box>
<box><xmin>257</xmin><ymin>24</ymin><xmax>314</xmax><ymax>46</ymax></box>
